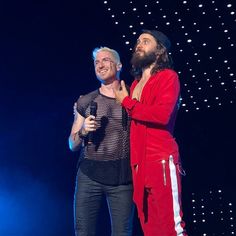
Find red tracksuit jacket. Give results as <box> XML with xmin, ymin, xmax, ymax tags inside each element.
<box><xmin>122</xmin><ymin>68</ymin><xmax>180</xmax><ymax>209</ymax></box>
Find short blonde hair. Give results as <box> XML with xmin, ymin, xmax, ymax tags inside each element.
<box><xmin>92</xmin><ymin>47</ymin><xmax>121</xmax><ymax>64</ymax></box>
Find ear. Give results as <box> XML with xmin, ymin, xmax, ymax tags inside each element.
<box><xmin>116</xmin><ymin>62</ymin><xmax>122</xmax><ymax>71</ymax></box>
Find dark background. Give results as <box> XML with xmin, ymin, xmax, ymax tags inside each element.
<box><xmin>0</xmin><ymin>0</ymin><xmax>235</xmax><ymax>235</ymax></box>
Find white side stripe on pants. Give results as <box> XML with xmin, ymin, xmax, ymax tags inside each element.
<box><xmin>169</xmin><ymin>155</ymin><xmax>184</xmax><ymax>236</ymax></box>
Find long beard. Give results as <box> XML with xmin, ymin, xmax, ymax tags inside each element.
<box><xmin>131</xmin><ymin>50</ymin><xmax>157</xmax><ymax>71</ymax></box>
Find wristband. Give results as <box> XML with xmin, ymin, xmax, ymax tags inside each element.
<box><xmin>78</xmin><ymin>129</ymin><xmax>88</xmax><ymax>139</ymax></box>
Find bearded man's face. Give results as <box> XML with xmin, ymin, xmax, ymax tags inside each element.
<box><xmin>131</xmin><ymin>33</ymin><xmax>158</xmax><ymax>70</ymax></box>
<box><xmin>131</xmin><ymin>49</ymin><xmax>157</xmax><ymax>70</ymax></box>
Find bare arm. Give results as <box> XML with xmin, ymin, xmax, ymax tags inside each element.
<box><xmin>68</xmin><ymin>103</ymin><xmax>97</xmax><ymax>151</ymax></box>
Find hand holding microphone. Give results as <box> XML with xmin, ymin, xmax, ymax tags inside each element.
<box><xmin>77</xmin><ymin>101</ymin><xmax>98</xmax><ymax>144</ymax></box>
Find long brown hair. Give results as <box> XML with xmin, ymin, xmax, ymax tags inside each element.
<box><xmin>151</xmin><ymin>42</ymin><xmax>173</xmax><ymax>75</ymax></box>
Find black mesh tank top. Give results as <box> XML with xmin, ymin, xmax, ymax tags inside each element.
<box><xmin>76</xmin><ymin>89</ymin><xmax>132</xmax><ymax>185</ymax></box>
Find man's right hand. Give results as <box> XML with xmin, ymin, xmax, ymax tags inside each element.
<box><xmin>113</xmin><ymin>80</ymin><xmax>129</xmax><ymax>104</ymax></box>
<box><xmin>82</xmin><ymin>115</ymin><xmax>97</xmax><ymax>134</ymax></box>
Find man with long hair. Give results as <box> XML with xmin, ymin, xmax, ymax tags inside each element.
<box><xmin>114</xmin><ymin>30</ymin><xmax>187</xmax><ymax>235</ymax></box>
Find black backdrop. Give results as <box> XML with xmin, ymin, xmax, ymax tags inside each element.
<box><xmin>0</xmin><ymin>1</ymin><xmax>235</xmax><ymax>235</ymax></box>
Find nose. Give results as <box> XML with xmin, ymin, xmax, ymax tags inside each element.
<box><xmin>136</xmin><ymin>42</ymin><xmax>143</xmax><ymax>51</ymax></box>
<box><xmin>97</xmin><ymin>61</ymin><xmax>105</xmax><ymax>68</ymax></box>
<box><xmin>136</xmin><ymin>46</ymin><xmax>143</xmax><ymax>53</ymax></box>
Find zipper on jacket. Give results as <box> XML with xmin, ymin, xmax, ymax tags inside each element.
<box><xmin>161</xmin><ymin>160</ymin><xmax>167</xmax><ymax>186</ymax></box>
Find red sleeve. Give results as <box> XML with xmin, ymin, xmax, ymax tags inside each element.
<box><xmin>122</xmin><ymin>71</ymin><xmax>180</xmax><ymax>125</ymax></box>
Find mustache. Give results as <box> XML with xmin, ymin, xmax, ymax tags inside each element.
<box><xmin>134</xmin><ymin>49</ymin><xmax>144</xmax><ymax>54</ymax></box>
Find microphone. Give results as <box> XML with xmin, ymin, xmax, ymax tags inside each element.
<box><xmin>88</xmin><ymin>101</ymin><xmax>98</xmax><ymax>145</ymax></box>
